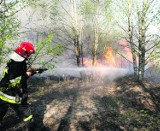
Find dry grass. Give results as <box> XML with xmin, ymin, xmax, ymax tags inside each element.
<box><xmin>1</xmin><ymin>75</ymin><xmax>160</xmax><ymax>131</ymax></box>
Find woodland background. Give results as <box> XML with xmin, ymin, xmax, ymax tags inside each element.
<box><xmin>1</xmin><ymin>0</ymin><xmax>160</xmax><ymax>130</ymax></box>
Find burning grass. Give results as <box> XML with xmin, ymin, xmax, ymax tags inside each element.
<box><xmin>1</xmin><ymin>74</ymin><xmax>160</xmax><ymax>131</ymax></box>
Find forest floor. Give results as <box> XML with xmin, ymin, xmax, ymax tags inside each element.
<box><xmin>1</xmin><ymin>73</ymin><xmax>160</xmax><ymax>131</ymax></box>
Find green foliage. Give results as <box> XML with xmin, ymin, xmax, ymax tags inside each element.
<box><xmin>0</xmin><ymin>0</ymin><xmax>22</xmax><ymax>65</ymax></box>
<box><xmin>147</xmin><ymin>38</ymin><xmax>160</xmax><ymax>65</ymax></box>
<box><xmin>28</xmin><ymin>34</ymin><xmax>64</xmax><ymax>69</ymax></box>
<box><xmin>117</xmin><ymin>109</ymin><xmax>160</xmax><ymax>130</ymax></box>
<box><xmin>81</xmin><ymin>0</ymin><xmax>96</xmax><ymax>15</ymax></box>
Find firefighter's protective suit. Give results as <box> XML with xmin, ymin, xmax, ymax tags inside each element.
<box><xmin>0</xmin><ymin>59</ymin><xmax>33</xmax><ymax>126</ymax></box>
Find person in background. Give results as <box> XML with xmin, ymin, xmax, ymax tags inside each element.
<box><xmin>0</xmin><ymin>42</ymin><xmax>35</xmax><ymax>130</ymax></box>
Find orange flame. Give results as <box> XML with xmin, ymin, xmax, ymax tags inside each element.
<box><xmin>83</xmin><ymin>59</ymin><xmax>103</xmax><ymax>67</ymax></box>
<box><xmin>83</xmin><ymin>58</ymin><xmax>92</xmax><ymax>67</ymax></box>
<box><xmin>83</xmin><ymin>40</ymin><xmax>133</xmax><ymax>68</ymax></box>
<box><xmin>104</xmin><ymin>47</ymin><xmax>116</xmax><ymax>66</ymax></box>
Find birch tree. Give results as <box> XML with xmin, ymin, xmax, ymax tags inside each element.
<box><xmin>31</xmin><ymin>0</ymin><xmax>82</xmax><ymax>66</ymax></box>
<box><xmin>92</xmin><ymin>0</ymin><xmax>99</xmax><ymax>65</ymax></box>
<box><xmin>80</xmin><ymin>0</ymin><xmax>112</xmax><ymax>66</ymax></box>
<box><xmin>71</xmin><ymin>0</ymin><xmax>81</xmax><ymax>66</ymax></box>
<box><xmin>114</xmin><ymin>0</ymin><xmax>160</xmax><ymax>80</ymax></box>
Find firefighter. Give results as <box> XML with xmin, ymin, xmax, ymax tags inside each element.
<box><xmin>0</xmin><ymin>42</ymin><xmax>35</xmax><ymax>129</ymax></box>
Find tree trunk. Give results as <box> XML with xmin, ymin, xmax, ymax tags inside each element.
<box><xmin>92</xmin><ymin>28</ymin><xmax>98</xmax><ymax>65</ymax></box>
<box><xmin>128</xmin><ymin>4</ymin><xmax>138</xmax><ymax>80</ymax></box>
<box><xmin>81</xmin><ymin>43</ymin><xmax>84</xmax><ymax>66</ymax></box>
<box><xmin>92</xmin><ymin>0</ymin><xmax>99</xmax><ymax>66</ymax></box>
<box><xmin>72</xmin><ymin>0</ymin><xmax>80</xmax><ymax>66</ymax></box>
<box><xmin>74</xmin><ymin>37</ymin><xmax>80</xmax><ymax>66</ymax></box>
<box><xmin>130</xmin><ymin>39</ymin><xmax>138</xmax><ymax>79</ymax></box>
<box><xmin>138</xmin><ymin>39</ymin><xmax>145</xmax><ymax>81</ymax></box>
<box><xmin>138</xmin><ymin>10</ymin><xmax>146</xmax><ymax>81</ymax></box>
<box><xmin>80</xmin><ymin>23</ymin><xmax>84</xmax><ymax>66</ymax></box>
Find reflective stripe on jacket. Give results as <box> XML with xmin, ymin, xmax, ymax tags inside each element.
<box><xmin>10</xmin><ymin>76</ymin><xmax>22</xmax><ymax>87</ymax></box>
<box><xmin>0</xmin><ymin>91</ymin><xmax>22</xmax><ymax>104</ymax></box>
<box><xmin>23</xmin><ymin>115</ymin><xmax>33</xmax><ymax>122</ymax></box>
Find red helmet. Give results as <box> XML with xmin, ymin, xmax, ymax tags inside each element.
<box><xmin>15</xmin><ymin>42</ymin><xmax>35</xmax><ymax>58</ymax></box>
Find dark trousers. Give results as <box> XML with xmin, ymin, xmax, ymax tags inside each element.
<box><xmin>0</xmin><ymin>99</ymin><xmax>32</xmax><ymax>122</ymax></box>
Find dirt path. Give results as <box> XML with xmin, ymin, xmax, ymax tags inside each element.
<box><xmin>2</xmin><ymin>75</ymin><xmax>160</xmax><ymax>131</ymax></box>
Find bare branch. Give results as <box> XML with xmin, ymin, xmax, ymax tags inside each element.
<box><xmin>58</xmin><ymin>0</ymin><xmax>73</xmax><ymax>20</ymax></box>
<box><xmin>145</xmin><ymin>46</ymin><xmax>157</xmax><ymax>62</ymax></box>
<box><xmin>115</xmin><ymin>50</ymin><xmax>133</xmax><ymax>64</ymax></box>
<box><xmin>146</xmin><ymin>41</ymin><xmax>160</xmax><ymax>52</ymax></box>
